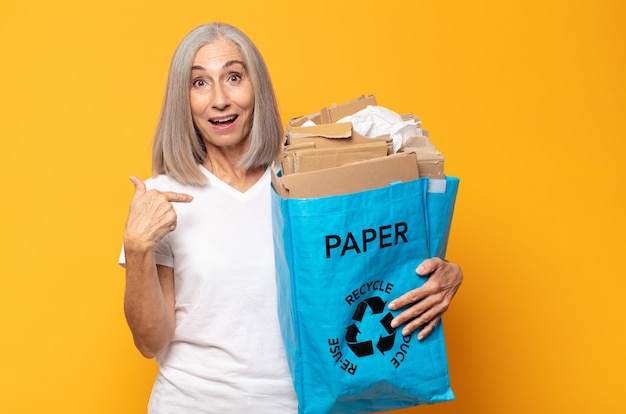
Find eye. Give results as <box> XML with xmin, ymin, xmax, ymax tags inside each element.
<box><xmin>228</xmin><ymin>73</ymin><xmax>242</xmax><ymax>82</ymax></box>
<box><xmin>192</xmin><ymin>78</ymin><xmax>207</xmax><ymax>88</ymax></box>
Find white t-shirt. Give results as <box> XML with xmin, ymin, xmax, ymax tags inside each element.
<box><xmin>121</xmin><ymin>166</ymin><xmax>297</xmax><ymax>413</ymax></box>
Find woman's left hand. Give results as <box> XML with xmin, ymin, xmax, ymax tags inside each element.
<box><xmin>388</xmin><ymin>257</ymin><xmax>463</xmax><ymax>341</ymax></box>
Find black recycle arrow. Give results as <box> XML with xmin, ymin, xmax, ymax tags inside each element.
<box><xmin>346</xmin><ymin>296</ymin><xmax>397</xmax><ymax>358</ymax></box>
<box><xmin>352</xmin><ymin>296</ymin><xmax>387</xmax><ymax>321</ymax></box>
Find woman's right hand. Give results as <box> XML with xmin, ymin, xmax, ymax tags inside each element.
<box><xmin>124</xmin><ymin>176</ymin><xmax>193</xmax><ymax>252</ymax></box>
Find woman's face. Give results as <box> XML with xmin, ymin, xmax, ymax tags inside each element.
<box><xmin>189</xmin><ymin>39</ymin><xmax>254</xmax><ymax>155</ymax></box>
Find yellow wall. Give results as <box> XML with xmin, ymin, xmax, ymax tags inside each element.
<box><xmin>1</xmin><ymin>0</ymin><xmax>624</xmax><ymax>413</ymax></box>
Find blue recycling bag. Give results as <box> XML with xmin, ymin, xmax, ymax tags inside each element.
<box><xmin>272</xmin><ymin>176</ymin><xmax>459</xmax><ymax>414</ymax></box>
<box><xmin>425</xmin><ymin>177</ymin><xmax>460</xmax><ymax>259</ymax></box>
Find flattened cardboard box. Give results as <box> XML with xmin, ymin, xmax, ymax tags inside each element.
<box><xmin>275</xmin><ymin>95</ymin><xmax>444</xmax><ymax>197</ymax></box>
<box><xmin>284</xmin><ymin>143</ymin><xmax>389</xmax><ymax>175</ymax></box>
<box><xmin>286</xmin><ymin>123</ymin><xmax>391</xmax><ymax>151</ymax></box>
<box><xmin>282</xmin><ymin>124</ymin><xmax>442</xmax><ymax>178</ymax></box>
<box><xmin>319</xmin><ymin>94</ymin><xmax>377</xmax><ymax>124</ymax></box>
<box><xmin>287</xmin><ymin>96</ymin><xmax>444</xmax><ymax>177</ymax></box>
<box><xmin>282</xmin><ymin>122</ymin><xmax>391</xmax><ymax>175</ymax></box>
<box><xmin>403</xmin><ymin>135</ymin><xmax>445</xmax><ymax>178</ymax></box>
<box><xmin>271</xmin><ymin>151</ymin><xmax>420</xmax><ymax>199</ymax></box>
<box><xmin>289</xmin><ymin>95</ymin><xmax>377</xmax><ymax>127</ymax></box>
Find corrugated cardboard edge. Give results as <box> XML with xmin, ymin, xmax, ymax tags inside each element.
<box><xmin>289</xmin><ymin>143</ymin><xmax>389</xmax><ymax>174</ymax></box>
<box><xmin>271</xmin><ymin>152</ymin><xmax>420</xmax><ymax>199</ymax></box>
<box><xmin>287</xmin><ymin>122</ymin><xmax>352</xmax><ymax>139</ymax></box>
<box><xmin>289</xmin><ymin>95</ymin><xmax>378</xmax><ymax>127</ymax></box>
<box><xmin>320</xmin><ymin>95</ymin><xmax>377</xmax><ymax>124</ymax></box>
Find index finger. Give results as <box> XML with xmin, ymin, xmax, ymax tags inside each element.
<box><xmin>162</xmin><ymin>191</ymin><xmax>194</xmax><ymax>203</ymax></box>
<box><xmin>387</xmin><ymin>285</ymin><xmax>430</xmax><ymax>311</ymax></box>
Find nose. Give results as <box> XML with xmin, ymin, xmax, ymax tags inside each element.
<box><xmin>211</xmin><ymin>84</ymin><xmax>230</xmax><ymax>110</ymax></box>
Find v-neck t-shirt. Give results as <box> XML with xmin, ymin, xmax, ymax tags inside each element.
<box><xmin>131</xmin><ymin>166</ymin><xmax>297</xmax><ymax>413</ymax></box>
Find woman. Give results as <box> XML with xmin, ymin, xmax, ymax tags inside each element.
<box><xmin>122</xmin><ymin>22</ymin><xmax>462</xmax><ymax>413</ymax></box>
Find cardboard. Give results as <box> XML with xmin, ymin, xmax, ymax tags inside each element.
<box><xmin>414</xmin><ymin>156</ymin><xmax>445</xmax><ymax>178</ymax></box>
<box><xmin>289</xmin><ymin>95</ymin><xmax>378</xmax><ymax>127</ymax></box>
<box><xmin>275</xmin><ymin>95</ymin><xmax>445</xmax><ymax>197</ymax></box>
<box><xmin>287</xmin><ymin>123</ymin><xmax>389</xmax><ymax>147</ymax></box>
<box><xmin>288</xmin><ymin>128</ymin><xmax>390</xmax><ymax>152</ymax></box>
<box><xmin>283</xmin><ymin>143</ymin><xmax>389</xmax><ymax>175</ymax></box>
<box><xmin>319</xmin><ymin>95</ymin><xmax>377</xmax><ymax>124</ymax></box>
<box><xmin>289</xmin><ymin>112</ymin><xmax>321</xmax><ymax>127</ymax></box>
<box><xmin>282</xmin><ymin>122</ymin><xmax>391</xmax><ymax>175</ymax></box>
<box><xmin>271</xmin><ymin>151</ymin><xmax>420</xmax><ymax>199</ymax></box>
<box><xmin>287</xmin><ymin>122</ymin><xmax>352</xmax><ymax>139</ymax></box>
<box><xmin>401</xmin><ymin>135</ymin><xmax>445</xmax><ymax>178</ymax></box>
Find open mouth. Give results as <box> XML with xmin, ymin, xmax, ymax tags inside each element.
<box><xmin>209</xmin><ymin>115</ymin><xmax>238</xmax><ymax>125</ymax></box>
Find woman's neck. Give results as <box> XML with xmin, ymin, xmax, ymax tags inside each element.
<box><xmin>203</xmin><ymin>153</ymin><xmax>265</xmax><ymax>192</ymax></box>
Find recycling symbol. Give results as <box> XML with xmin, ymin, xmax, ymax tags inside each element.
<box><xmin>345</xmin><ymin>296</ymin><xmax>397</xmax><ymax>357</ymax></box>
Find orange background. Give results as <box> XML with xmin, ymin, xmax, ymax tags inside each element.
<box><xmin>1</xmin><ymin>0</ymin><xmax>624</xmax><ymax>413</ymax></box>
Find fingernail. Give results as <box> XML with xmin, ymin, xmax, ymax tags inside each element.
<box><xmin>416</xmin><ymin>265</ymin><xmax>426</xmax><ymax>275</ymax></box>
<box><xmin>388</xmin><ymin>301</ymin><xmax>397</xmax><ymax>310</ymax></box>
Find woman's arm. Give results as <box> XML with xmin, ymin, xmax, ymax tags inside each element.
<box><xmin>122</xmin><ymin>176</ymin><xmax>192</xmax><ymax>358</ymax></box>
<box><xmin>124</xmin><ymin>253</ymin><xmax>176</xmax><ymax>358</ymax></box>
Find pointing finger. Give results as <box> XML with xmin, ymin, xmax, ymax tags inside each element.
<box><xmin>162</xmin><ymin>191</ymin><xmax>194</xmax><ymax>203</ymax></box>
<box><xmin>128</xmin><ymin>176</ymin><xmax>193</xmax><ymax>203</ymax></box>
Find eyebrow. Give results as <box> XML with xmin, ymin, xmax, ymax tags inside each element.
<box><xmin>191</xmin><ymin>60</ymin><xmax>247</xmax><ymax>72</ymax></box>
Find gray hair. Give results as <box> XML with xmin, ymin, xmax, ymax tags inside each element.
<box><xmin>152</xmin><ymin>23</ymin><xmax>282</xmax><ymax>185</ymax></box>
